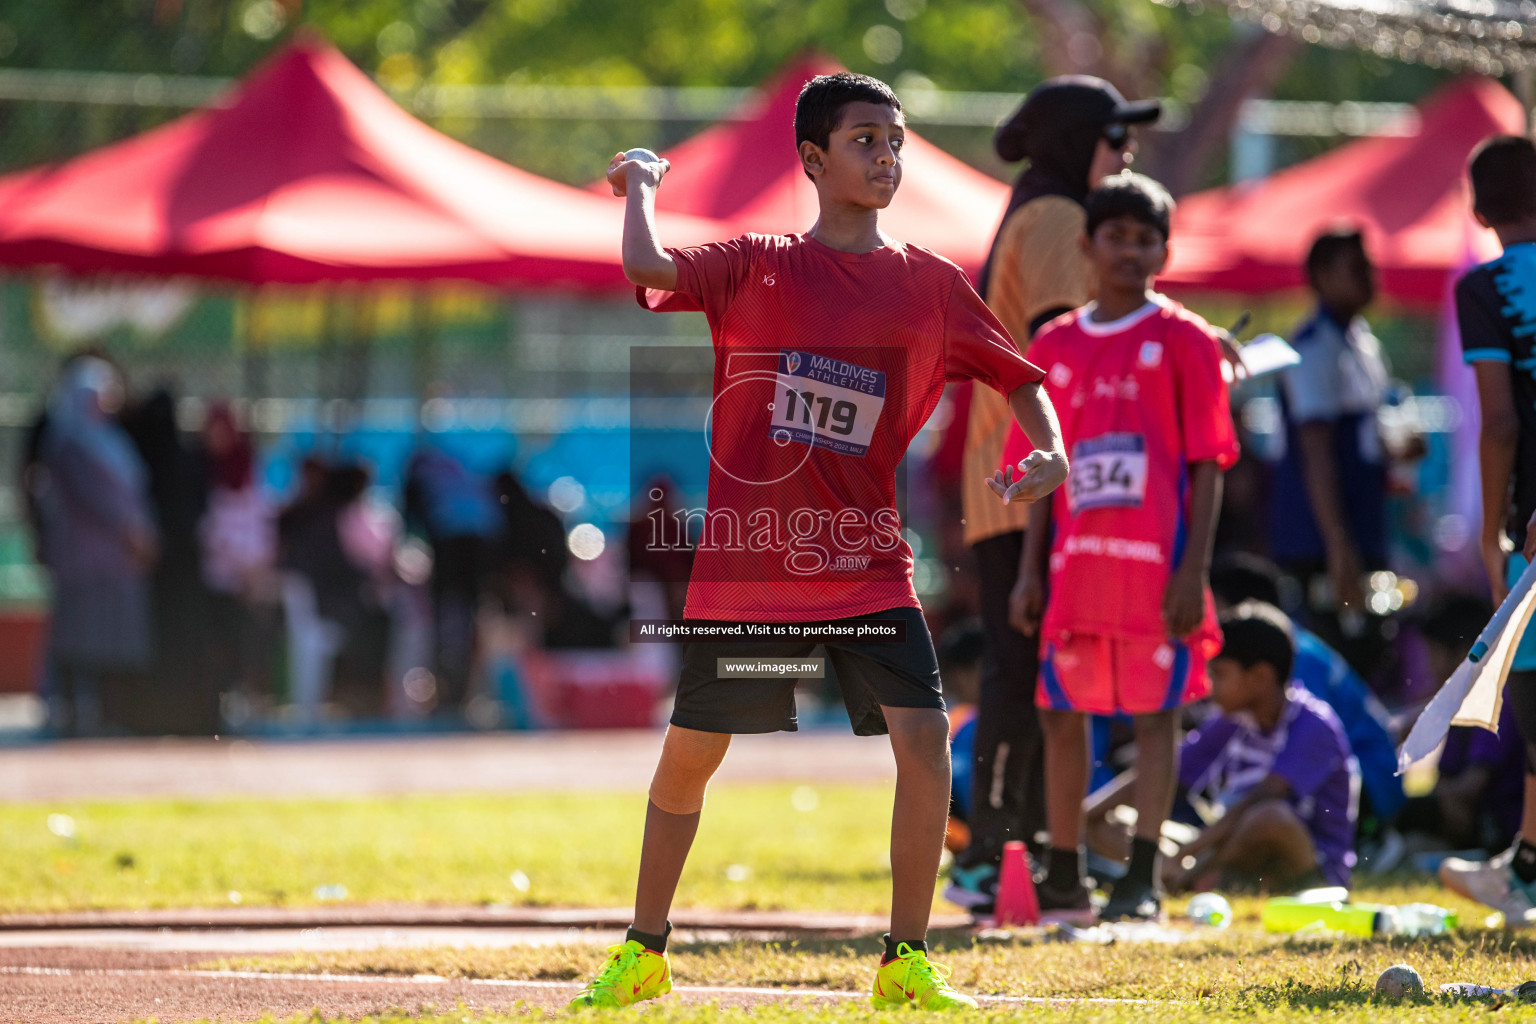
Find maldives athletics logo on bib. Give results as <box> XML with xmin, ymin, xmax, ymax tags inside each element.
<box><xmin>769</xmin><ymin>348</ymin><xmax>886</xmax><ymax>458</ymax></box>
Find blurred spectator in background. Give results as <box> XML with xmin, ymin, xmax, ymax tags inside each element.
<box><xmin>19</xmin><ymin>348</ymin><xmax>113</xmax><ymax>709</ymax></box>
<box><xmin>124</xmin><ymin>387</ymin><xmax>215</xmax><ymax>734</ymax></box>
<box><xmin>279</xmin><ymin>455</ymin><xmax>330</xmax><ymax>538</ymax></box>
<box><xmin>626</xmin><ymin>476</ymin><xmax>694</xmax><ymax>623</ymax></box>
<box><xmin>404</xmin><ymin>442</ymin><xmax>502</xmax><ymax>710</ymax></box>
<box><xmin>333</xmin><ymin>462</ymin><xmax>397</xmax><ymax>715</ymax></box>
<box><xmin>36</xmin><ymin>358</ymin><xmax>157</xmax><ymax>736</ymax></box>
<box><xmin>1271</xmin><ymin>229</ymin><xmax>1394</xmax><ymax>680</ymax></box>
<box><xmin>277</xmin><ymin>457</ymin><xmax>368</xmax><ymax>722</ymax></box>
<box><xmin>491</xmin><ymin>469</ymin><xmax>616</xmax><ymax>649</ymax></box>
<box><xmin>1166</xmin><ymin>602</ymin><xmax>1359</xmax><ymax>893</ymax></box>
<box><xmin>198</xmin><ymin>402</ymin><xmax>277</xmax><ymax>716</ymax></box>
<box><xmin>495</xmin><ymin>470</ymin><xmax>568</xmax><ymax>596</ymax></box>
<box><xmin>19</xmin><ymin>348</ymin><xmax>111</xmax><ymax>566</ymax></box>
<box><xmin>1398</xmin><ymin>593</ymin><xmax>1523</xmax><ymax>856</ymax></box>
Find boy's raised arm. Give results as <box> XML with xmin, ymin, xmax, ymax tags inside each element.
<box><xmin>607</xmin><ymin>150</ymin><xmax>678</xmax><ymax>292</ymax></box>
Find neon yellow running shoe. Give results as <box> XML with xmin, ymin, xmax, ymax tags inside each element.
<box><xmin>566</xmin><ymin>939</ymin><xmax>672</xmax><ymax>1011</ymax></box>
<box><xmin>870</xmin><ymin>943</ymin><xmax>978</xmax><ymax>1011</ymax></box>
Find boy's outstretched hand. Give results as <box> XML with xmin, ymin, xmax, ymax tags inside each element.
<box><xmin>607</xmin><ymin>148</ymin><xmax>672</xmax><ymax>197</ymax></box>
<box><xmin>1162</xmin><ymin>563</ymin><xmax>1205</xmax><ymax>638</ymax></box>
<box><xmin>986</xmin><ymin>450</ymin><xmax>1068</xmax><ymax>505</ymax></box>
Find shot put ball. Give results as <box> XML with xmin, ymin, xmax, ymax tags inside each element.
<box><xmin>1375</xmin><ymin>964</ymin><xmax>1424</xmax><ymax>998</ymax></box>
<box><xmin>1187</xmin><ymin>892</ymin><xmax>1233</xmax><ymax>928</ymax></box>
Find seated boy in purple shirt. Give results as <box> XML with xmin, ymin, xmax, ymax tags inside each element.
<box><xmin>1165</xmin><ymin>602</ymin><xmax>1360</xmax><ymax>892</ymax></box>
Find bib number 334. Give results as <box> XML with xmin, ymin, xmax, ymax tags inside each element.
<box><xmin>1068</xmin><ymin>433</ymin><xmax>1148</xmax><ymax>513</ymax></box>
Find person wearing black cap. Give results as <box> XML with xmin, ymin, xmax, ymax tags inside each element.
<box><xmin>948</xmin><ymin>76</ymin><xmax>1159</xmax><ymax>921</ymax></box>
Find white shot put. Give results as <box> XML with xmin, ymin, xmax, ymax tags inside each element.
<box><xmin>1375</xmin><ymin>964</ymin><xmax>1424</xmax><ymax>998</ymax></box>
<box><xmin>1187</xmin><ymin>892</ymin><xmax>1233</xmax><ymax>928</ymax></box>
<box><xmin>607</xmin><ymin>148</ymin><xmax>670</xmax><ymax>196</ymax></box>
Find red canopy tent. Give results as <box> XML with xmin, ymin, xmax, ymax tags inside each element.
<box><xmin>0</xmin><ymin>35</ymin><xmax>720</xmax><ymax>289</ymax></box>
<box><xmin>1160</xmin><ymin>76</ymin><xmax>1526</xmax><ymax>308</ymax></box>
<box><xmin>605</xmin><ymin>56</ymin><xmax>1010</xmax><ymax>278</ymax></box>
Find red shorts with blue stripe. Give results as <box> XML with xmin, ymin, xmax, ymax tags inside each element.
<box><xmin>1037</xmin><ymin>634</ymin><xmax>1209</xmax><ymax>715</ymax></box>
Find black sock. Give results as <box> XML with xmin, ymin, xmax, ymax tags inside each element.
<box><xmin>1044</xmin><ymin>845</ymin><xmax>1083</xmax><ymax>891</ymax></box>
<box><xmin>883</xmin><ymin>933</ymin><xmax>927</xmax><ymax>962</ymax></box>
<box><xmin>1514</xmin><ymin>839</ymin><xmax>1536</xmax><ymax>885</ymax></box>
<box><xmin>626</xmin><ymin>921</ymin><xmax>672</xmax><ymax>953</ymax></box>
<box><xmin>1125</xmin><ymin>836</ymin><xmax>1160</xmax><ymax>889</ymax></box>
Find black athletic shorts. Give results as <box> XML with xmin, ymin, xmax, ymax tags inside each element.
<box><xmin>671</xmin><ymin>606</ymin><xmax>943</xmax><ymax>736</ymax></box>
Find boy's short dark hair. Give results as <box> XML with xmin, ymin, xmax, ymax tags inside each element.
<box><xmin>1084</xmin><ymin>173</ymin><xmax>1174</xmax><ymax>241</ymax></box>
<box><xmin>794</xmin><ymin>72</ymin><xmax>902</xmax><ymax>153</ymax></box>
<box><xmin>1216</xmin><ymin>601</ymin><xmax>1296</xmax><ymax>685</ymax></box>
<box><xmin>1210</xmin><ymin>552</ymin><xmax>1283</xmax><ymax>609</ymax></box>
<box><xmin>1305</xmin><ymin>227</ymin><xmax>1367</xmax><ymax>286</ymax></box>
<box><xmin>1469</xmin><ymin>135</ymin><xmax>1536</xmax><ymax>226</ymax></box>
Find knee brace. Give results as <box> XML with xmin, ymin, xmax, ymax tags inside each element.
<box><xmin>648</xmin><ymin>730</ymin><xmax>727</xmax><ymax>814</ymax></box>
<box><xmin>648</xmin><ymin>762</ymin><xmax>709</xmax><ymax>815</ymax></box>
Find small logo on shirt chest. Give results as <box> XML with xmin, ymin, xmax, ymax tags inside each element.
<box><xmin>1138</xmin><ymin>341</ymin><xmax>1163</xmax><ymax>367</ymax></box>
<box><xmin>1074</xmin><ymin>374</ymin><xmax>1140</xmax><ymax>407</ymax></box>
<box><xmin>762</xmin><ymin>274</ymin><xmax>776</xmax><ymax>286</ymax></box>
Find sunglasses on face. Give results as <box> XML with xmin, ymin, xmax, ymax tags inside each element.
<box><xmin>1103</xmin><ymin>123</ymin><xmax>1130</xmax><ymax>150</ymax></box>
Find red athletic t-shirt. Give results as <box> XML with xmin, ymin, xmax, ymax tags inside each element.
<box><xmin>639</xmin><ymin>232</ymin><xmax>1044</xmax><ymax>622</ymax></box>
<box><xmin>1001</xmin><ymin>296</ymin><xmax>1238</xmax><ymax>648</ymax></box>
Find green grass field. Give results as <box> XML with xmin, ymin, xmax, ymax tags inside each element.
<box><xmin>186</xmin><ymin>929</ymin><xmax>1536</xmax><ymax>1024</ymax></box>
<box><xmin>0</xmin><ymin>782</ymin><xmax>1494</xmax><ymax>920</ymax></box>
<box><xmin>205</xmin><ymin>927</ymin><xmax>1536</xmax><ymax>999</ymax></box>
<box><xmin>0</xmin><ymin>784</ymin><xmax>900</xmax><ymax>912</ymax></box>
<box><xmin>11</xmin><ymin>783</ymin><xmax>1536</xmax><ymax>1023</ymax></box>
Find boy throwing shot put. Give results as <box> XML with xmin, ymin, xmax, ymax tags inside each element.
<box><xmin>568</xmin><ymin>73</ymin><xmax>1068</xmax><ymax>1012</ymax></box>
<box><xmin>1006</xmin><ymin>173</ymin><xmax>1238</xmax><ymax>921</ymax></box>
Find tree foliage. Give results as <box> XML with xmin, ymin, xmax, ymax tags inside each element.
<box><xmin>0</xmin><ymin>0</ymin><xmax>1457</xmax><ymax>187</ymax></box>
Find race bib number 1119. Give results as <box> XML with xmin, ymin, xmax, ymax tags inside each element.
<box><xmin>769</xmin><ymin>349</ymin><xmax>886</xmax><ymax>457</ymax></box>
<box><xmin>1068</xmin><ymin>433</ymin><xmax>1148</xmax><ymax>513</ymax></box>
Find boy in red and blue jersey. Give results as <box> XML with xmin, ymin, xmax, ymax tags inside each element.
<box><xmin>569</xmin><ymin>73</ymin><xmax>1069</xmax><ymax>1012</ymax></box>
<box><xmin>1005</xmin><ymin>172</ymin><xmax>1238</xmax><ymax>922</ymax></box>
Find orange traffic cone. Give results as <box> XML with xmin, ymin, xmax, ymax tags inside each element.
<box><xmin>992</xmin><ymin>840</ymin><xmax>1040</xmax><ymax>926</ymax></box>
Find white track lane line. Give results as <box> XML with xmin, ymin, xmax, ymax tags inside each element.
<box><xmin>0</xmin><ymin>964</ymin><xmax>1156</xmax><ymax>1004</ymax></box>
